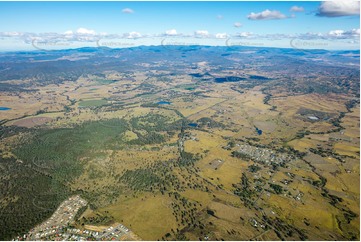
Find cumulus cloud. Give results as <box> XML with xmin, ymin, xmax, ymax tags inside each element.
<box><xmin>76</xmin><ymin>28</ymin><xmax>96</xmax><ymax>35</ymax></box>
<box><xmin>215</xmin><ymin>33</ymin><xmax>227</xmax><ymax>39</ymax></box>
<box><xmin>247</xmin><ymin>9</ymin><xmax>288</xmax><ymax>20</ymax></box>
<box><xmin>122</xmin><ymin>8</ymin><xmax>134</xmax><ymax>14</ymax></box>
<box><xmin>233</xmin><ymin>22</ymin><xmax>243</xmax><ymax>28</ymax></box>
<box><xmin>64</xmin><ymin>30</ymin><xmax>73</xmax><ymax>35</ymax></box>
<box><xmin>290</xmin><ymin>6</ymin><xmax>304</xmax><ymax>12</ymax></box>
<box><xmin>165</xmin><ymin>29</ymin><xmax>177</xmax><ymax>36</ymax></box>
<box><xmin>316</xmin><ymin>1</ymin><xmax>360</xmax><ymax>17</ymax></box>
<box><xmin>194</xmin><ymin>30</ymin><xmax>209</xmax><ymax>38</ymax></box>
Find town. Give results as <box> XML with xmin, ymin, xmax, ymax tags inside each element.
<box><xmin>14</xmin><ymin>196</ymin><xmax>139</xmax><ymax>241</ymax></box>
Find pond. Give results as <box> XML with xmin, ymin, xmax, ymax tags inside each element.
<box><xmin>0</xmin><ymin>107</ymin><xmax>11</xmax><ymax>111</ymax></box>
<box><xmin>188</xmin><ymin>123</ymin><xmax>198</xmax><ymax>127</ymax></box>
<box><xmin>157</xmin><ymin>101</ymin><xmax>171</xmax><ymax>105</ymax></box>
<box><xmin>255</xmin><ymin>127</ymin><xmax>263</xmax><ymax>135</ymax></box>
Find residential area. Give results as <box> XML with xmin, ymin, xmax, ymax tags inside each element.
<box><xmin>14</xmin><ymin>195</ymin><xmax>139</xmax><ymax>241</ymax></box>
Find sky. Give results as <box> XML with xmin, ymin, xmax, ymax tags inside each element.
<box><xmin>0</xmin><ymin>1</ymin><xmax>359</xmax><ymax>51</ymax></box>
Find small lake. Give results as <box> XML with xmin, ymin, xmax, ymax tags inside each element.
<box><xmin>0</xmin><ymin>107</ymin><xmax>11</xmax><ymax>111</ymax></box>
<box><xmin>157</xmin><ymin>101</ymin><xmax>171</xmax><ymax>105</ymax></box>
<box><xmin>188</xmin><ymin>123</ymin><xmax>198</xmax><ymax>127</ymax></box>
<box><xmin>255</xmin><ymin>127</ymin><xmax>263</xmax><ymax>135</ymax></box>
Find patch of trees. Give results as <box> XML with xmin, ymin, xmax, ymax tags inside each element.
<box><xmin>309</xmin><ymin>176</ymin><xmax>327</xmax><ymax>188</ymax></box>
<box><xmin>206</xmin><ymin>209</ymin><xmax>216</xmax><ymax>217</ymax></box>
<box><xmin>0</xmin><ymin>125</ymin><xmax>31</xmax><ymax>139</ymax></box>
<box><xmin>0</xmin><ymin>156</ymin><xmax>69</xmax><ymax>240</ymax></box>
<box><xmin>261</xmin><ymin>216</ymin><xmax>308</xmax><ymax>240</ymax></box>
<box><xmin>263</xmin><ymin>94</ymin><xmax>272</xmax><ymax>105</ymax></box>
<box><xmin>196</xmin><ymin>117</ymin><xmax>225</xmax><ymax>129</ymax></box>
<box><xmin>321</xmin><ymin>190</ymin><xmax>343</xmax><ymax>206</ymax></box>
<box><xmin>129</xmin><ymin>114</ymin><xmax>183</xmax><ymax>133</ymax></box>
<box><xmin>345</xmin><ymin>99</ymin><xmax>359</xmax><ymax>112</ymax></box>
<box><xmin>128</xmin><ymin>131</ymin><xmax>165</xmax><ymax>145</ymax></box>
<box><xmin>309</xmin><ymin>147</ymin><xmax>352</xmax><ymax>163</ymax></box>
<box><xmin>120</xmin><ymin>168</ymin><xmax>164</xmax><ymax>191</ymax></box>
<box><xmin>232</xmin><ymin>173</ymin><xmax>255</xmax><ymax>207</ymax></box>
<box><xmin>295</xmin><ymin>130</ymin><xmax>311</xmax><ymax>139</ymax></box>
<box><xmin>231</xmin><ymin>151</ymin><xmax>252</xmax><ymax>161</ymax></box>
<box><xmin>74</xmin><ymin>205</ymin><xmax>88</xmax><ymax>221</ymax></box>
<box><xmin>178</xmin><ymin>151</ymin><xmax>199</xmax><ymax>167</ymax></box>
<box><xmin>276</xmin><ymin>146</ymin><xmax>306</xmax><ymax>159</ymax></box>
<box><xmin>140</xmin><ymin>102</ymin><xmax>159</xmax><ymax>108</ymax></box>
<box><xmin>79</xmin><ymin>212</ymin><xmax>114</xmax><ymax>226</ymax></box>
<box><xmin>248</xmin><ymin>164</ymin><xmax>261</xmax><ymax>173</ymax></box>
<box><xmin>269</xmin><ymin>183</ymin><xmax>283</xmax><ymax>194</ymax></box>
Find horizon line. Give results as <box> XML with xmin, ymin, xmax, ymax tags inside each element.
<box><xmin>1</xmin><ymin>44</ymin><xmax>360</xmax><ymax>53</ymax></box>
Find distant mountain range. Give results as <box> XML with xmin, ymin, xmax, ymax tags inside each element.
<box><xmin>0</xmin><ymin>45</ymin><xmax>358</xmax><ymax>92</ymax></box>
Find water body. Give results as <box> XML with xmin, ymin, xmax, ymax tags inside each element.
<box><xmin>249</xmin><ymin>75</ymin><xmax>270</xmax><ymax>80</ymax></box>
<box><xmin>255</xmin><ymin>127</ymin><xmax>263</xmax><ymax>135</ymax></box>
<box><xmin>189</xmin><ymin>73</ymin><xmax>203</xmax><ymax>78</ymax></box>
<box><xmin>0</xmin><ymin>107</ymin><xmax>11</xmax><ymax>111</ymax></box>
<box><xmin>214</xmin><ymin>76</ymin><xmax>246</xmax><ymax>83</ymax></box>
<box><xmin>188</xmin><ymin>123</ymin><xmax>198</xmax><ymax>127</ymax></box>
<box><xmin>157</xmin><ymin>101</ymin><xmax>171</xmax><ymax>105</ymax></box>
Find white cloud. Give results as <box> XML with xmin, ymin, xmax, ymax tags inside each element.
<box><xmin>328</xmin><ymin>28</ymin><xmax>360</xmax><ymax>38</ymax></box>
<box><xmin>316</xmin><ymin>1</ymin><xmax>360</xmax><ymax>17</ymax></box>
<box><xmin>76</xmin><ymin>28</ymin><xmax>96</xmax><ymax>35</ymax></box>
<box><xmin>165</xmin><ymin>29</ymin><xmax>177</xmax><ymax>36</ymax></box>
<box><xmin>215</xmin><ymin>33</ymin><xmax>227</xmax><ymax>39</ymax></box>
<box><xmin>233</xmin><ymin>22</ymin><xmax>243</xmax><ymax>28</ymax></box>
<box><xmin>64</xmin><ymin>30</ymin><xmax>73</xmax><ymax>35</ymax></box>
<box><xmin>122</xmin><ymin>8</ymin><xmax>134</xmax><ymax>14</ymax></box>
<box><xmin>290</xmin><ymin>6</ymin><xmax>304</xmax><ymax>12</ymax></box>
<box><xmin>1</xmin><ymin>27</ymin><xmax>359</xmax><ymax>49</ymax></box>
<box><xmin>194</xmin><ymin>30</ymin><xmax>209</xmax><ymax>38</ymax></box>
<box><xmin>329</xmin><ymin>29</ymin><xmax>346</xmax><ymax>37</ymax></box>
<box><xmin>351</xmin><ymin>28</ymin><xmax>361</xmax><ymax>36</ymax></box>
<box><xmin>2</xmin><ymin>32</ymin><xmax>23</xmax><ymax>37</ymax></box>
<box><xmin>238</xmin><ymin>32</ymin><xmax>252</xmax><ymax>37</ymax></box>
<box><xmin>247</xmin><ymin>9</ymin><xmax>287</xmax><ymax>20</ymax></box>
<box><xmin>125</xmin><ymin>31</ymin><xmax>141</xmax><ymax>39</ymax></box>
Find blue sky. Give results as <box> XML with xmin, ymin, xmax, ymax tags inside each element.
<box><xmin>0</xmin><ymin>1</ymin><xmax>359</xmax><ymax>51</ymax></box>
